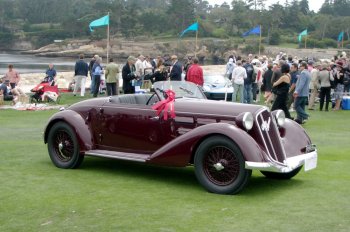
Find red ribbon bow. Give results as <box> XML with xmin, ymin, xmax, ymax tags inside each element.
<box><xmin>152</xmin><ymin>89</ymin><xmax>176</xmax><ymax>120</ymax></box>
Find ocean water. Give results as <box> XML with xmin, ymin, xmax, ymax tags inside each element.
<box><xmin>0</xmin><ymin>52</ymin><xmax>76</xmax><ymax>76</ymax></box>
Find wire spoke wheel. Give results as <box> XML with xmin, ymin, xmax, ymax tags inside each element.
<box><xmin>53</xmin><ymin>130</ymin><xmax>75</xmax><ymax>162</ymax></box>
<box><xmin>47</xmin><ymin>122</ymin><xmax>84</xmax><ymax>169</ymax></box>
<box><xmin>204</xmin><ymin>146</ymin><xmax>240</xmax><ymax>186</ymax></box>
<box><xmin>194</xmin><ymin>136</ymin><xmax>251</xmax><ymax>195</ymax></box>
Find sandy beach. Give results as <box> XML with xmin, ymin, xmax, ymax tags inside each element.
<box><xmin>17</xmin><ymin>65</ymin><xmax>226</xmax><ymax>93</ymax></box>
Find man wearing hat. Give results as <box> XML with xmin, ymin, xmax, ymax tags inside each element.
<box><xmin>169</xmin><ymin>55</ymin><xmax>183</xmax><ymax>81</ymax></box>
<box><xmin>89</xmin><ymin>55</ymin><xmax>99</xmax><ymax>94</ymax></box>
<box><xmin>122</xmin><ymin>56</ymin><xmax>137</xmax><ymax>94</ymax></box>
<box><xmin>293</xmin><ymin>61</ymin><xmax>311</xmax><ymax>124</ymax></box>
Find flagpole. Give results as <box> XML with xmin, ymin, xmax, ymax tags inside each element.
<box><xmin>259</xmin><ymin>25</ymin><xmax>262</xmax><ymax>56</ymax></box>
<box><xmin>195</xmin><ymin>21</ymin><xmax>198</xmax><ymax>58</ymax></box>
<box><xmin>107</xmin><ymin>12</ymin><xmax>110</xmax><ymax>64</ymax></box>
<box><xmin>304</xmin><ymin>34</ymin><xmax>307</xmax><ymax>49</ymax></box>
<box><xmin>342</xmin><ymin>31</ymin><xmax>344</xmax><ymax>49</ymax></box>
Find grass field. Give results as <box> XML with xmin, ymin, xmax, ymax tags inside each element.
<box><xmin>0</xmin><ymin>95</ymin><xmax>350</xmax><ymax>231</ymax></box>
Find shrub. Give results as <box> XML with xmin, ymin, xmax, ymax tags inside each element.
<box><xmin>269</xmin><ymin>30</ymin><xmax>281</xmax><ymax>45</ymax></box>
<box><xmin>212</xmin><ymin>28</ymin><xmax>229</xmax><ymax>39</ymax></box>
<box><xmin>0</xmin><ymin>32</ymin><xmax>15</xmax><ymax>46</ymax></box>
<box><xmin>241</xmin><ymin>43</ymin><xmax>265</xmax><ymax>54</ymax></box>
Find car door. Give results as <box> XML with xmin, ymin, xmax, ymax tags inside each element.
<box><xmin>96</xmin><ymin>102</ymin><xmax>164</xmax><ymax>154</ymax></box>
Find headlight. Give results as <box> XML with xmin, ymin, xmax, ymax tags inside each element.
<box><xmin>272</xmin><ymin>110</ymin><xmax>285</xmax><ymax>127</ymax></box>
<box><xmin>203</xmin><ymin>85</ymin><xmax>211</xmax><ymax>92</ymax></box>
<box><xmin>236</xmin><ymin>112</ymin><xmax>254</xmax><ymax>131</ymax></box>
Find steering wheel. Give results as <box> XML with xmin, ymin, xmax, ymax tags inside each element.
<box><xmin>146</xmin><ymin>92</ymin><xmax>158</xmax><ymax>105</ymax></box>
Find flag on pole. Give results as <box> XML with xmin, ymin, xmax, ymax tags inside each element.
<box><xmin>89</xmin><ymin>15</ymin><xmax>109</xmax><ymax>32</ymax></box>
<box><xmin>298</xmin><ymin>29</ymin><xmax>308</xmax><ymax>43</ymax></box>
<box><xmin>179</xmin><ymin>22</ymin><xmax>199</xmax><ymax>37</ymax></box>
<box><xmin>338</xmin><ymin>31</ymin><xmax>344</xmax><ymax>42</ymax></box>
<box><xmin>242</xmin><ymin>26</ymin><xmax>261</xmax><ymax>37</ymax></box>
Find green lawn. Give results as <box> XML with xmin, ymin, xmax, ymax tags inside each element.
<box><xmin>0</xmin><ymin>97</ymin><xmax>350</xmax><ymax>231</ymax></box>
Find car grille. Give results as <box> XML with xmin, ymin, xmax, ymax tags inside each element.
<box><xmin>254</xmin><ymin>109</ymin><xmax>286</xmax><ymax>163</ymax></box>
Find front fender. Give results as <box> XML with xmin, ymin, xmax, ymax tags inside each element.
<box><xmin>148</xmin><ymin>123</ymin><xmax>265</xmax><ymax>167</ymax></box>
<box><xmin>280</xmin><ymin>119</ymin><xmax>313</xmax><ymax>158</ymax></box>
<box><xmin>44</xmin><ymin>110</ymin><xmax>94</xmax><ymax>152</ymax></box>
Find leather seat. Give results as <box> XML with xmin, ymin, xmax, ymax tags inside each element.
<box><xmin>110</xmin><ymin>94</ymin><xmax>158</xmax><ymax>105</ymax></box>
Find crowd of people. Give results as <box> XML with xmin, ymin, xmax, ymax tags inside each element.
<box><xmin>1</xmin><ymin>51</ymin><xmax>349</xmax><ymax>123</ymax></box>
<box><xmin>225</xmin><ymin>52</ymin><xmax>350</xmax><ymax>124</ymax></box>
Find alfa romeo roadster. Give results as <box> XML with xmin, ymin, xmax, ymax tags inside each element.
<box><xmin>44</xmin><ymin>81</ymin><xmax>317</xmax><ymax>194</ymax></box>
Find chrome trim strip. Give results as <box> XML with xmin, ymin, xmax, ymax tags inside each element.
<box><xmin>85</xmin><ymin>152</ymin><xmax>147</xmax><ymax>162</ymax></box>
<box><xmin>245</xmin><ymin>150</ymin><xmax>317</xmax><ymax>173</ymax></box>
<box><xmin>255</xmin><ymin>109</ymin><xmax>278</xmax><ymax>162</ymax></box>
<box><xmin>255</xmin><ymin>109</ymin><xmax>286</xmax><ymax>165</ymax></box>
<box><xmin>272</xmin><ymin>114</ymin><xmax>287</xmax><ymax>161</ymax></box>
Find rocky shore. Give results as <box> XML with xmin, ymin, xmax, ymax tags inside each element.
<box><xmin>22</xmin><ymin>38</ymin><xmax>348</xmax><ymax>62</ymax></box>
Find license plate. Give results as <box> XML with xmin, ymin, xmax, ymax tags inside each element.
<box><xmin>304</xmin><ymin>155</ymin><xmax>317</xmax><ymax>171</ymax></box>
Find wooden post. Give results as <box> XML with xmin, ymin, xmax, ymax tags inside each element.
<box><xmin>107</xmin><ymin>12</ymin><xmax>110</xmax><ymax>63</ymax></box>
<box><xmin>258</xmin><ymin>25</ymin><xmax>262</xmax><ymax>56</ymax></box>
<box><xmin>195</xmin><ymin>23</ymin><xmax>198</xmax><ymax>58</ymax></box>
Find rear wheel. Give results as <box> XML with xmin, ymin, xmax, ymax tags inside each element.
<box><xmin>194</xmin><ymin>136</ymin><xmax>251</xmax><ymax>194</ymax></box>
<box><xmin>47</xmin><ymin>122</ymin><xmax>84</xmax><ymax>169</ymax></box>
<box><xmin>260</xmin><ymin>166</ymin><xmax>302</xmax><ymax>179</ymax></box>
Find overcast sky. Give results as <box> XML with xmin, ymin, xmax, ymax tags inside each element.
<box><xmin>206</xmin><ymin>0</ymin><xmax>324</xmax><ymax>12</ymax></box>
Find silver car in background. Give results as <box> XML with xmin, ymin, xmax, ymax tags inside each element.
<box><xmin>202</xmin><ymin>74</ymin><xmax>234</xmax><ymax>101</ymax></box>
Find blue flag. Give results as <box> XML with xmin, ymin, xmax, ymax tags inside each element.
<box><xmin>180</xmin><ymin>22</ymin><xmax>198</xmax><ymax>37</ymax></box>
<box><xmin>242</xmin><ymin>26</ymin><xmax>261</xmax><ymax>37</ymax></box>
<box><xmin>89</xmin><ymin>15</ymin><xmax>109</xmax><ymax>32</ymax></box>
<box><xmin>338</xmin><ymin>31</ymin><xmax>344</xmax><ymax>42</ymax></box>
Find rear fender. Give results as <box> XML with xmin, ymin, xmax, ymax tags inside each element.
<box><xmin>44</xmin><ymin>110</ymin><xmax>94</xmax><ymax>152</ymax></box>
<box><xmin>148</xmin><ymin>123</ymin><xmax>265</xmax><ymax>167</ymax></box>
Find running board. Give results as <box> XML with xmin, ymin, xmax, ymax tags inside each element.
<box><xmin>85</xmin><ymin>149</ymin><xmax>150</xmax><ymax>162</ymax></box>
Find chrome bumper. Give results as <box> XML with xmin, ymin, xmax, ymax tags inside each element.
<box><xmin>245</xmin><ymin>150</ymin><xmax>318</xmax><ymax>173</ymax></box>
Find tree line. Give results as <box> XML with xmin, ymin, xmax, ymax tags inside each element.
<box><xmin>1</xmin><ymin>0</ymin><xmax>350</xmax><ymax>49</ymax></box>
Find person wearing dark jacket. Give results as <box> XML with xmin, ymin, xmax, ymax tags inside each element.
<box><xmin>73</xmin><ymin>54</ymin><xmax>89</xmax><ymax>97</ymax></box>
<box><xmin>89</xmin><ymin>54</ymin><xmax>98</xmax><ymax>93</ymax></box>
<box><xmin>272</xmin><ymin>64</ymin><xmax>292</xmax><ymax>119</ymax></box>
<box><xmin>148</xmin><ymin>59</ymin><xmax>168</xmax><ymax>83</ymax></box>
<box><xmin>334</xmin><ymin>61</ymin><xmax>345</xmax><ymax>110</ymax></box>
<box><xmin>243</xmin><ymin>60</ymin><xmax>254</xmax><ymax>104</ymax></box>
<box><xmin>122</xmin><ymin>56</ymin><xmax>137</xmax><ymax>94</ymax></box>
<box><xmin>169</xmin><ymin>55</ymin><xmax>182</xmax><ymax>81</ymax></box>
<box><xmin>262</xmin><ymin>63</ymin><xmax>273</xmax><ymax>102</ymax></box>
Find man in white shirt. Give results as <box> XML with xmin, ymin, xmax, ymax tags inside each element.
<box><xmin>135</xmin><ymin>55</ymin><xmax>145</xmax><ymax>77</ymax></box>
<box><xmin>231</xmin><ymin>60</ymin><xmax>247</xmax><ymax>103</ymax></box>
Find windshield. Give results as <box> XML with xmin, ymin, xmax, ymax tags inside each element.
<box><xmin>153</xmin><ymin>81</ymin><xmax>206</xmax><ymax>99</ymax></box>
<box><xmin>204</xmin><ymin>75</ymin><xmax>229</xmax><ymax>85</ymax></box>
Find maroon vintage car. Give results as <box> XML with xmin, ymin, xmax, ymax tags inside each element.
<box><xmin>44</xmin><ymin>81</ymin><xmax>317</xmax><ymax>194</ymax></box>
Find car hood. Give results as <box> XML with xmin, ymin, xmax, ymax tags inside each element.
<box><xmin>174</xmin><ymin>98</ymin><xmax>264</xmax><ymax>117</ymax></box>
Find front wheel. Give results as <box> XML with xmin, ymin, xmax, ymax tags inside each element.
<box><xmin>260</xmin><ymin>166</ymin><xmax>302</xmax><ymax>179</ymax></box>
<box><xmin>47</xmin><ymin>122</ymin><xmax>84</xmax><ymax>169</ymax></box>
<box><xmin>194</xmin><ymin>136</ymin><xmax>251</xmax><ymax>195</ymax></box>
